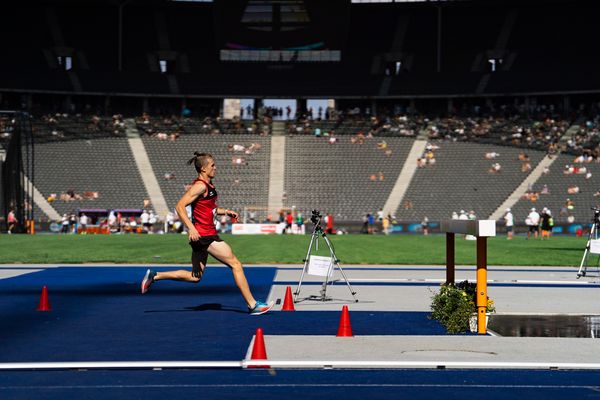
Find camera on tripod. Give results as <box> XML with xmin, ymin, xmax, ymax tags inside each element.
<box><xmin>591</xmin><ymin>207</ymin><xmax>600</xmax><ymax>224</ymax></box>
<box><xmin>310</xmin><ymin>209</ymin><xmax>322</xmax><ymax>225</ymax></box>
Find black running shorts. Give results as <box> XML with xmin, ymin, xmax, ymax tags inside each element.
<box><xmin>189</xmin><ymin>235</ymin><xmax>223</xmax><ymax>265</ymax></box>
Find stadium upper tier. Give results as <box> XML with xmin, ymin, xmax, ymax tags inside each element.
<box><xmin>0</xmin><ymin>0</ymin><xmax>598</xmax><ymax>97</ymax></box>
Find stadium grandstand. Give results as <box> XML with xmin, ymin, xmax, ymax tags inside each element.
<box><xmin>2</xmin><ymin>0</ymin><xmax>600</xmax><ymax>235</ymax></box>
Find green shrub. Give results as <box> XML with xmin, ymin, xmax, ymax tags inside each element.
<box><xmin>430</xmin><ymin>283</ymin><xmax>474</xmax><ymax>333</ymax></box>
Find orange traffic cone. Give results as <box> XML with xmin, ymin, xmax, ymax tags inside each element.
<box><xmin>249</xmin><ymin>328</ymin><xmax>269</xmax><ymax>368</ymax></box>
<box><xmin>37</xmin><ymin>286</ymin><xmax>51</xmax><ymax>312</ymax></box>
<box><xmin>336</xmin><ymin>305</ymin><xmax>353</xmax><ymax>337</ymax></box>
<box><xmin>281</xmin><ymin>286</ymin><xmax>295</xmax><ymax>311</ymax></box>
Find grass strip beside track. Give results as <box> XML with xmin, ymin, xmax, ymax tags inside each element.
<box><xmin>0</xmin><ymin>234</ymin><xmax>586</xmax><ymax>266</ymax></box>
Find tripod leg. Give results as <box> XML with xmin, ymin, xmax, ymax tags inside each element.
<box><xmin>295</xmin><ymin>230</ymin><xmax>318</xmax><ymax>302</ymax></box>
<box><xmin>577</xmin><ymin>224</ymin><xmax>596</xmax><ymax>278</ymax></box>
<box><xmin>322</xmin><ymin>234</ymin><xmax>358</xmax><ymax>302</ymax></box>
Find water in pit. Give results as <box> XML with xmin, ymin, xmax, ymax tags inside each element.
<box><xmin>489</xmin><ymin>315</ymin><xmax>600</xmax><ymax>338</ymax></box>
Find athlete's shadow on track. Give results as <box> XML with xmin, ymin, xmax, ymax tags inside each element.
<box><xmin>144</xmin><ymin>303</ymin><xmax>247</xmax><ymax>314</ymax></box>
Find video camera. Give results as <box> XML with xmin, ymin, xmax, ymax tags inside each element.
<box><xmin>591</xmin><ymin>207</ymin><xmax>600</xmax><ymax>224</ymax></box>
<box><xmin>310</xmin><ymin>209</ymin><xmax>322</xmax><ymax>225</ymax></box>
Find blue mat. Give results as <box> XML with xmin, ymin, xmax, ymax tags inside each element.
<box><xmin>0</xmin><ymin>267</ymin><xmax>445</xmax><ymax>363</ymax></box>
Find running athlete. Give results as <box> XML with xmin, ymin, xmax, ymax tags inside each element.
<box><xmin>141</xmin><ymin>152</ymin><xmax>274</xmax><ymax>315</ymax></box>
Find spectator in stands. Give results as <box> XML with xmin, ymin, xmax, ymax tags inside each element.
<box><xmin>489</xmin><ymin>162</ymin><xmax>501</xmax><ymax>173</ymax></box>
<box><xmin>421</xmin><ymin>217</ymin><xmax>429</xmax><ymax>235</ymax></box>
<box><xmin>278</xmin><ymin>210</ymin><xmax>285</xmax><ymax>223</ymax></box>
<box><xmin>228</xmin><ymin>144</ymin><xmax>246</xmax><ymax>152</ymax></box>
<box><xmin>451</xmin><ymin>211</ymin><xmax>458</xmax><ymax>220</ymax></box>
<box><xmin>232</xmin><ymin>157</ymin><xmax>247</xmax><ymax>166</ymax></box>
<box><xmin>485</xmin><ymin>152</ymin><xmax>500</xmax><ymax>159</ymax></box>
<box><xmin>325</xmin><ymin>213</ymin><xmax>334</xmax><ymax>234</ymax></box>
<box><xmin>455</xmin><ymin>210</ymin><xmax>468</xmax><ymax>238</ymax></box>
<box><xmin>504</xmin><ymin>208</ymin><xmax>514</xmax><ymax>240</ymax></box>
<box><xmin>567</xmin><ymin>185</ymin><xmax>580</xmax><ymax>194</ymax></box>
<box><xmin>7</xmin><ymin>209</ymin><xmax>17</xmax><ymax>234</ymax></box>
<box><xmin>165</xmin><ymin>211</ymin><xmax>175</xmax><ymax>233</ymax></box>
<box><xmin>367</xmin><ymin>213</ymin><xmax>375</xmax><ymax>234</ymax></box>
<box><xmin>164</xmin><ymin>172</ymin><xmax>176</xmax><ymax>180</ymax></box>
<box><xmin>382</xmin><ymin>215</ymin><xmax>390</xmax><ymax>235</ymax></box>
<box><xmin>128</xmin><ymin>216</ymin><xmax>138</xmax><ymax>233</ymax></box>
<box><xmin>69</xmin><ymin>213</ymin><xmax>77</xmax><ymax>233</ymax></box>
<box><xmin>542</xmin><ymin>166</ymin><xmax>550</xmax><ymax>175</ymax></box>
<box><xmin>141</xmin><ymin>210</ymin><xmax>150</xmax><ymax>232</ymax></box>
<box><xmin>361</xmin><ymin>214</ymin><xmax>369</xmax><ymax>234</ymax></box>
<box><xmin>249</xmin><ymin>210</ymin><xmax>257</xmax><ymax>223</ymax></box>
<box><xmin>246</xmin><ymin>143</ymin><xmax>262</xmax><ymax>154</ymax></box>
<box><xmin>565</xmin><ymin>198</ymin><xmax>575</xmax><ymax>210</ymax></box>
<box><xmin>108</xmin><ymin>211</ymin><xmax>117</xmax><ymax>232</ymax></box>
<box><xmin>518</xmin><ymin>152</ymin><xmax>529</xmax><ymax>162</ymax></box>
<box><xmin>378</xmin><ymin>171</ymin><xmax>385</xmax><ymax>181</ymax></box>
<box><xmin>79</xmin><ymin>213</ymin><xmax>88</xmax><ymax>234</ymax></box>
<box><xmin>521</xmin><ymin>161</ymin><xmax>532</xmax><ymax>172</ymax></box>
<box><xmin>541</xmin><ymin>184</ymin><xmax>550</xmax><ymax>195</ymax></box>
<box><xmin>285</xmin><ymin>212</ymin><xmax>293</xmax><ymax>234</ymax></box>
<box><xmin>372</xmin><ymin>208</ymin><xmax>381</xmax><ymax>223</ymax></box>
<box><xmin>403</xmin><ymin>200</ymin><xmax>413</xmax><ymax>210</ymax></box>
<box><xmin>540</xmin><ymin>208</ymin><xmax>553</xmax><ymax>239</ymax></box>
<box><xmin>525</xmin><ymin>207</ymin><xmax>540</xmax><ymax>239</ymax></box>
<box><xmin>61</xmin><ymin>213</ymin><xmax>69</xmax><ymax>234</ymax></box>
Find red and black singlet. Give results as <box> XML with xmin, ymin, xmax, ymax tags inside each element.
<box><xmin>190</xmin><ymin>178</ymin><xmax>218</xmax><ymax>236</ymax></box>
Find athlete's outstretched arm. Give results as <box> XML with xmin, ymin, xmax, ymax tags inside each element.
<box><xmin>176</xmin><ymin>181</ymin><xmax>205</xmax><ymax>242</ymax></box>
<box><xmin>216</xmin><ymin>207</ymin><xmax>239</xmax><ymax>220</ymax></box>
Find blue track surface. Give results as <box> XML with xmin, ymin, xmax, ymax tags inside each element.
<box><xmin>1</xmin><ymin>369</ymin><xmax>600</xmax><ymax>400</ymax></box>
<box><xmin>2</xmin><ymin>266</ymin><xmax>599</xmax><ymax>399</ymax></box>
<box><xmin>0</xmin><ymin>267</ymin><xmax>445</xmax><ymax>363</ymax></box>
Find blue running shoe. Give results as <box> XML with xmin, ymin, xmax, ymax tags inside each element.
<box><xmin>249</xmin><ymin>300</ymin><xmax>274</xmax><ymax>315</ymax></box>
<box><xmin>141</xmin><ymin>269</ymin><xmax>157</xmax><ymax>294</ymax></box>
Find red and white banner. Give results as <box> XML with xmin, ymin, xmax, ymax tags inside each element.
<box><xmin>231</xmin><ymin>223</ymin><xmax>285</xmax><ymax>235</ymax></box>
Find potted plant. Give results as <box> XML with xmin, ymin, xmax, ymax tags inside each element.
<box><xmin>430</xmin><ymin>280</ymin><xmax>495</xmax><ymax>334</ymax></box>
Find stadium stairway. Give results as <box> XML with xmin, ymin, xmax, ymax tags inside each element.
<box><xmin>271</xmin><ymin>121</ymin><xmax>286</xmax><ymax>136</ymax></box>
<box><xmin>268</xmin><ymin>136</ymin><xmax>286</xmax><ymax>216</ymax></box>
<box><xmin>125</xmin><ymin>119</ymin><xmax>169</xmax><ymax>217</ymax></box>
<box><xmin>383</xmin><ymin>139</ymin><xmax>427</xmax><ymax>217</ymax></box>
<box><xmin>488</xmin><ymin>154</ymin><xmax>558</xmax><ymax>220</ymax></box>
<box><xmin>24</xmin><ymin>175</ymin><xmax>61</xmax><ymax>221</ymax></box>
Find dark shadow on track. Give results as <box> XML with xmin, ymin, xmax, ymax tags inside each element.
<box><xmin>143</xmin><ymin>303</ymin><xmax>248</xmax><ymax>314</ymax></box>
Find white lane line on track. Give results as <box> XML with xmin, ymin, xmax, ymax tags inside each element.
<box><xmin>344</xmin><ymin>279</ymin><xmax>597</xmax><ymax>285</ymax></box>
<box><xmin>1</xmin><ymin>384</ymin><xmax>600</xmax><ymax>390</ymax></box>
<box><xmin>3</xmin><ymin>360</ymin><xmax>600</xmax><ymax>370</ymax></box>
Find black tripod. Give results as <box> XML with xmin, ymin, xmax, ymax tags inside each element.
<box><xmin>294</xmin><ymin>211</ymin><xmax>358</xmax><ymax>302</ymax></box>
<box><xmin>577</xmin><ymin>208</ymin><xmax>600</xmax><ymax>278</ymax></box>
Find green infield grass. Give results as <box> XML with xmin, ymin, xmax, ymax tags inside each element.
<box><xmin>0</xmin><ymin>233</ymin><xmax>588</xmax><ymax>266</ymax></box>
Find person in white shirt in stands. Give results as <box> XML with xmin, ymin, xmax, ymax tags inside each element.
<box><xmin>61</xmin><ymin>213</ymin><xmax>69</xmax><ymax>234</ymax></box>
<box><xmin>148</xmin><ymin>210</ymin><xmax>157</xmax><ymax>233</ymax></box>
<box><xmin>525</xmin><ymin>207</ymin><xmax>540</xmax><ymax>239</ymax></box>
<box><xmin>504</xmin><ymin>208</ymin><xmax>514</xmax><ymax>240</ymax></box>
<box><xmin>140</xmin><ymin>210</ymin><xmax>150</xmax><ymax>232</ymax></box>
<box><xmin>79</xmin><ymin>213</ymin><xmax>89</xmax><ymax>234</ymax></box>
<box><xmin>165</xmin><ymin>211</ymin><xmax>175</xmax><ymax>233</ymax></box>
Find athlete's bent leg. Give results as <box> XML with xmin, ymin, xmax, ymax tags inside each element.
<box><xmin>208</xmin><ymin>240</ymin><xmax>256</xmax><ymax>308</ymax></box>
